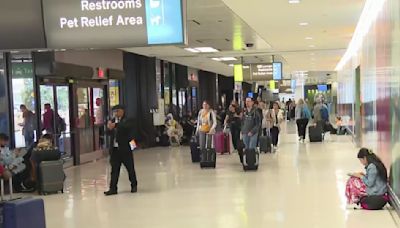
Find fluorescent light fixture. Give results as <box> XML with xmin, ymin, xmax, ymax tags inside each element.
<box><xmin>220</xmin><ymin>57</ymin><xmax>237</xmax><ymax>61</ymax></box>
<box><xmin>212</xmin><ymin>57</ymin><xmax>237</xmax><ymax>61</ymax></box>
<box><xmin>228</xmin><ymin>64</ymin><xmax>234</xmax><ymax>67</ymax></box>
<box><xmin>335</xmin><ymin>0</ymin><xmax>386</xmax><ymax>71</ymax></box>
<box><xmin>194</xmin><ymin>47</ymin><xmax>219</xmax><ymax>53</ymax></box>
<box><xmin>309</xmin><ymin>45</ymin><xmax>316</xmax><ymax>48</ymax></box>
<box><xmin>305</xmin><ymin>37</ymin><xmax>313</xmax><ymax>40</ymax></box>
<box><xmin>289</xmin><ymin>0</ymin><xmax>300</xmax><ymax>3</ymax></box>
<box><xmin>299</xmin><ymin>22</ymin><xmax>309</xmax><ymax>26</ymax></box>
<box><xmin>184</xmin><ymin>48</ymin><xmax>200</xmax><ymax>53</ymax></box>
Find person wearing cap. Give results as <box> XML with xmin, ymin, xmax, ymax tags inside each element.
<box><xmin>104</xmin><ymin>105</ymin><xmax>138</xmax><ymax>196</ymax></box>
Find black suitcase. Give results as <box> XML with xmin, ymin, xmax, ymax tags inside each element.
<box><xmin>309</xmin><ymin>125</ymin><xmax>323</xmax><ymax>142</ymax></box>
<box><xmin>190</xmin><ymin>136</ymin><xmax>201</xmax><ymax>163</ymax></box>
<box><xmin>200</xmin><ymin>135</ymin><xmax>216</xmax><ymax>168</ymax></box>
<box><xmin>243</xmin><ymin>148</ymin><xmax>259</xmax><ymax>171</ymax></box>
<box><xmin>259</xmin><ymin>136</ymin><xmax>272</xmax><ymax>153</ymax></box>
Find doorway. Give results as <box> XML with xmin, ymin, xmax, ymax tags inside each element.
<box><xmin>39</xmin><ymin>83</ymin><xmax>74</xmax><ymax>167</ymax></box>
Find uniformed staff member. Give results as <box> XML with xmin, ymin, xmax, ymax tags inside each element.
<box><xmin>104</xmin><ymin>105</ymin><xmax>138</xmax><ymax>196</ymax></box>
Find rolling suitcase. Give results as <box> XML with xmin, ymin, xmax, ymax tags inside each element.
<box><xmin>309</xmin><ymin>125</ymin><xmax>323</xmax><ymax>142</ymax></box>
<box><xmin>0</xmin><ymin>178</ymin><xmax>46</xmax><ymax>228</ymax></box>
<box><xmin>259</xmin><ymin>136</ymin><xmax>272</xmax><ymax>153</ymax></box>
<box><xmin>190</xmin><ymin>136</ymin><xmax>201</xmax><ymax>163</ymax></box>
<box><xmin>214</xmin><ymin>132</ymin><xmax>230</xmax><ymax>155</ymax></box>
<box><xmin>243</xmin><ymin>148</ymin><xmax>259</xmax><ymax>171</ymax></box>
<box><xmin>200</xmin><ymin>134</ymin><xmax>216</xmax><ymax>169</ymax></box>
<box><xmin>39</xmin><ymin>160</ymin><xmax>64</xmax><ymax>195</ymax></box>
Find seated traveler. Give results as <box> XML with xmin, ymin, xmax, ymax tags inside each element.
<box><xmin>346</xmin><ymin>148</ymin><xmax>388</xmax><ymax>210</ymax></box>
<box><xmin>30</xmin><ymin>135</ymin><xmax>61</xmax><ymax>183</ymax></box>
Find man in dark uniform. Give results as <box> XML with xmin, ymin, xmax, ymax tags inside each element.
<box><xmin>104</xmin><ymin>105</ymin><xmax>138</xmax><ymax>196</ymax></box>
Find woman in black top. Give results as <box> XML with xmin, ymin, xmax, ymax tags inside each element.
<box><xmin>224</xmin><ymin>104</ymin><xmax>242</xmax><ymax>152</ymax></box>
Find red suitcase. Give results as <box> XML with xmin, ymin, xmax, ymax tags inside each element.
<box><xmin>214</xmin><ymin>132</ymin><xmax>230</xmax><ymax>154</ymax></box>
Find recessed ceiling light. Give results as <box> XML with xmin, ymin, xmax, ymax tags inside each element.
<box><xmin>299</xmin><ymin>22</ymin><xmax>309</xmax><ymax>26</ymax></box>
<box><xmin>228</xmin><ymin>64</ymin><xmax>234</xmax><ymax>67</ymax></box>
<box><xmin>212</xmin><ymin>58</ymin><xmax>222</xmax><ymax>61</ymax></box>
<box><xmin>310</xmin><ymin>53</ymin><xmax>315</xmax><ymax>56</ymax></box>
<box><xmin>305</xmin><ymin>37</ymin><xmax>313</xmax><ymax>40</ymax></box>
<box><xmin>184</xmin><ymin>48</ymin><xmax>200</xmax><ymax>53</ymax></box>
<box><xmin>289</xmin><ymin>0</ymin><xmax>300</xmax><ymax>3</ymax></box>
<box><xmin>309</xmin><ymin>45</ymin><xmax>316</xmax><ymax>48</ymax></box>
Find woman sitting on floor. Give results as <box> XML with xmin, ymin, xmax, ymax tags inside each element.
<box><xmin>346</xmin><ymin>148</ymin><xmax>389</xmax><ymax>210</ymax></box>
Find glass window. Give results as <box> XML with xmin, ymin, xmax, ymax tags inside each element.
<box><xmin>0</xmin><ymin>54</ymin><xmax>10</xmax><ymax>137</ymax></box>
<box><xmin>11</xmin><ymin>56</ymin><xmax>36</xmax><ymax>148</ymax></box>
<box><xmin>93</xmin><ymin>88</ymin><xmax>104</xmax><ymax>125</ymax></box>
<box><xmin>77</xmin><ymin>88</ymin><xmax>90</xmax><ymax>129</ymax></box>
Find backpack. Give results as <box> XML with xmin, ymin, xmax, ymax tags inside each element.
<box><xmin>56</xmin><ymin>115</ymin><xmax>67</xmax><ymax>133</ymax></box>
<box><xmin>320</xmin><ymin>106</ymin><xmax>329</xmax><ymax>121</ymax></box>
<box><xmin>301</xmin><ymin>107</ymin><xmax>311</xmax><ymax>119</ymax></box>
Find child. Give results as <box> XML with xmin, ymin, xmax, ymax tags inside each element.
<box><xmin>346</xmin><ymin>148</ymin><xmax>388</xmax><ymax>210</ymax></box>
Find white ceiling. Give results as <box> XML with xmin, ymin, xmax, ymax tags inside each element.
<box><xmin>125</xmin><ymin>0</ymin><xmax>365</xmax><ymax>79</ymax></box>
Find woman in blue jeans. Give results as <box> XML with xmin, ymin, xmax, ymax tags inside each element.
<box><xmin>241</xmin><ymin>97</ymin><xmax>261</xmax><ymax>150</ymax></box>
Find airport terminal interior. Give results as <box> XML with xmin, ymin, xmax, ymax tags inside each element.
<box><xmin>1</xmin><ymin>0</ymin><xmax>400</xmax><ymax>227</ymax></box>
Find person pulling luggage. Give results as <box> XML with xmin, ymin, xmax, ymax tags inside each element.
<box><xmin>196</xmin><ymin>101</ymin><xmax>217</xmax><ymax>150</ymax></box>
<box><xmin>241</xmin><ymin>97</ymin><xmax>262</xmax><ymax>150</ymax></box>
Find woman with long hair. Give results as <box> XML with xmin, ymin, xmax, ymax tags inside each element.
<box><xmin>196</xmin><ymin>101</ymin><xmax>217</xmax><ymax>150</ymax></box>
<box><xmin>295</xmin><ymin>99</ymin><xmax>311</xmax><ymax>143</ymax></box>
<box><xmin>345</xmin><ymin>148</ymin><xmax>388</xmax><ymax>209</ymax></box>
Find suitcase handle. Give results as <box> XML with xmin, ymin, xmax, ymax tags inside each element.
<box><xmin>206</xmin><ymin>134</ymin><xmax>214</xmax><ymax>149</ymax></box>
<box><xmin>1</xmin><ymin>177</ymin><xmax>13</xmax><ymax>201</ymax></box>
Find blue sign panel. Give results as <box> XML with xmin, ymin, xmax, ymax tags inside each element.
<box><xmin>272</xmin><ymin>62</ymin><xmax>282</xmax><ymax>80</ymax></box>
<box><xmin>145</xmin><ymin>0</ymin><xmax>184</xmax><ymax>45</ymax></box>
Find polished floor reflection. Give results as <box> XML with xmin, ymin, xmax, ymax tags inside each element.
<box><xmin>42</xmin><ymin>123</ymin><xmax>397</xmax><ymax>228</ymax></box>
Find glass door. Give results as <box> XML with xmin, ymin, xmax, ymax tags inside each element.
<box><xmin>39</xmin><ymin>84</ymin><xmax>73</xmax><ymax>164</ymax></box>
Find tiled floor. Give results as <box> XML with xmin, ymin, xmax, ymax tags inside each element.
<box><xmin>42</xmin><ymin>123</ymin><xmax>397</xmax><ymax>228</ymax></box>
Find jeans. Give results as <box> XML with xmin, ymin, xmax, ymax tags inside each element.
<box><xmin>24</xmin><ymin>131</ymin><xmax>35</xmax><ymax>148</ymax></box>
<box><xmin>271</xmin><ymin>127</ymin><xmax>280</xmax><ymax>146</ymax></box>
<box><xmin>242</xmin><ymin>133</ymin><xmax>259</xmax><ymax>150</ymax></box>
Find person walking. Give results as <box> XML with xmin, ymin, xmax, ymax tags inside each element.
<box><xmin>241</xmin><ymin>97</ymin><xmax>261</xmax><ymax>150</ymax></box>
<box><xmin>104</xmin><ymin>105</ymin><xmax>138</xmax><ymax>196</ymax></box>
<box><xmin>295</xmin><ymin>99</ymin><xmax>311</xmax><ymax>143</ymax></box>
<box><xmin>196</xmin><ymin>101</ymin><xmax>217</xmax><ymax>150</ymax></box>
<box><xmin>224</xmin><ymin>104</ymin><xmax>242</xmax><ymax>153</ymax></box>
<box><xmin>269</xmin><ymin>102</ymin><xmax>284</xmax><ymax>151</ymax></box>
<box><xmin>19</xmin><ymin>104</ymin><xmax>35</xmax><ymax>147</ymax></box>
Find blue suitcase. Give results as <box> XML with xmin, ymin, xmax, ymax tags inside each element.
<box><xmin>0</xmin><ymin>178</ymin><xmax>46</xmax><ymax>228</ymax></box>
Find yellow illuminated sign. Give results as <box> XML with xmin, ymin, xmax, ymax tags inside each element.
<box><xmin>234</xmin><ymin>64</ymin><xmax>243</xmax><ymax>82</ymax></box>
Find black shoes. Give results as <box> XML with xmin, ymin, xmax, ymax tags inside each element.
<box><xmin>131</xmin><ymin>186</ymin><xmax>137</xmax><ymax>193</ymax></box>
<box><xmin>104</xmin><ymin>190</ymin><xmax>118</xmax><ymax>196</ymax></box>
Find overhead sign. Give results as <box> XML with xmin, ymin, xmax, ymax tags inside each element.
<box><xmin>243</xmin><ymin>62</ymin><xmax>283</xmax><ymax>81</ymax></box>
<box><xmin>0</xmin><ymin>0</ymin><xmax>46</xmax><ymax>50</ymax></box>
<box><xmin>42</xmin><ymin>0</ymin><xmax>186</xmax><ymax>48</ymax></box>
